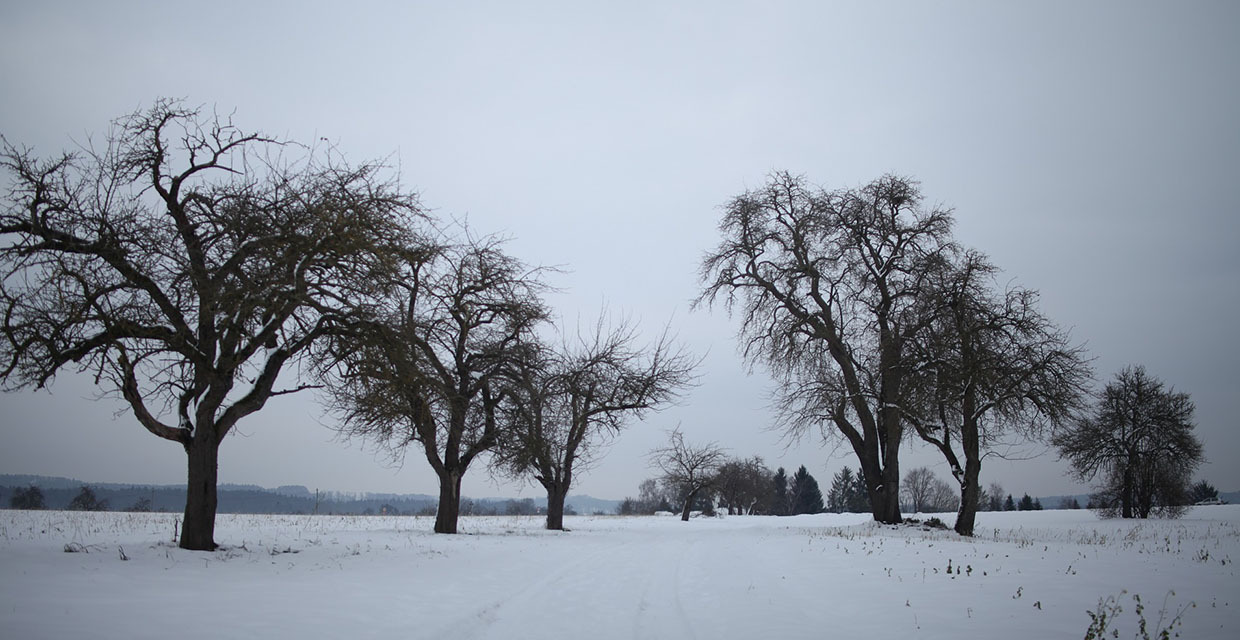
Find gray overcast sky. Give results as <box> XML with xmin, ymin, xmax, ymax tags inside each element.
<box><xmin>2</xmin><ymin>1</ymin><xmax>1237</xmax><ymax>501</ymax></box>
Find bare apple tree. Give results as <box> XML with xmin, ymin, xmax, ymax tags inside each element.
<box><xmin>494</xmin><ymin>317</ymin><xmax>697</xmax><ymax>530</ymax></box>
<box><xmin>900</xmin><ymin>249</ymin><xmax>1090</xmax><ymax>535</ymax></box>
<box><xmin>649</xmin><ymin>428</ymin><xmax>727</xmax><ymax>521</ymax></box>
<box><xmin>320</xmin><ymin>230</ymin><xmax>550</xmax><ymax>534</ymax></box>
<box><xmin>698</xmin><ymin>172</ymin><xmax>954</xmax><ymax>524</ymax></box>
<box><xmin>0</xmin><ymin>100</ymin><xmax>422</xmax><ymax>550</ymax></box>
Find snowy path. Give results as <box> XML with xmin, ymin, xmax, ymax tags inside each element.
<box><xmin>1</xmin><ymin>509</ymin><xmax>1237</xmax><ymax>639</ymax></box>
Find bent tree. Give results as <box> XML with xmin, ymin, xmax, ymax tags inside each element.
<box><xmin>322</xmin><ymin>231</ymin><xmax>549</xmax><ymax>534</ymax></box>
<box><xmin>901</xmin><ymin>249</ymin><xmax>1090</xmax><ymax>536</ymax></box>
<box><xmin>649</xmin><ymin>428</ymin><xmax>726</xmax><ymax>521</ymax></box>
<box><xmin>698</xmin><ymin>172</ymin><xmax>954</xmax><ymax>524</ymax></box>
<box><xmin>0</xmin><ymin>101</ymin><xmax>421</xmax><ymax>549</ymax></box>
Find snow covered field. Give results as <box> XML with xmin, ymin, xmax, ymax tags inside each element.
<box><xmin>1</xmin><ymin>507</ymin><xmax>1236</xmax><ymax>639</ymax></box>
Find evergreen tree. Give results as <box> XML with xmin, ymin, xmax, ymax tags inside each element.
<box><xmin>790</xmin><ymin>466</ymin><xmax>825</xmax><ymax>515</ymax></box>
<box><xmin>1003</xmin><ymin>494</ymin><xmax>1016</xmax><ymax>511</ymax></box>
<box><xmin>828</xmin><ymin>467</ymin><xmax>855</xmax><ymax>513</ymax></box>
<box><xmin>1187</xmin><ymin>480</ymin><xmax>1219</xmax><ymax>504</ymax></box>
<box><xmin>1018</xmin><ymin>494</ymin><xmax>1035</xmax><ymax>511</ymax></box>
<box><xmin>772</xmin><ymin>467</ymin><xmax>790</xmax><ymax>516</ymax></box>
<box><xmin>848</xmin><ymin>467</ymin><xmax>872</xmax><ymax>513</ymax></box>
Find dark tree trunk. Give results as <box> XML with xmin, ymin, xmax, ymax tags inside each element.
<box><xmin>434</xmin><ymin>471</ymin><xmax>463</xmax><ymax>534</ymax></box>
<box><xmin>863</xmin><ymin>453</ymin><xmax>902</xmax><ymax>524</ymax></box>
<box><xmin>545</xmin><ymin>483</ymin><xmax>567</xmax><ymax>530</ymax></box>
<box><xmin>955</xmin><ymin>412</ymin><xmax>983</xmax><ymax>537</ymax></box>
<box><xmin>954</xmin><ymin>458</ymin><xmax>982</xmax><ymax>536</ymax></box>
<box><xmin>680</xmin><ymin>488</ymin><xmax>699</xmax><ymax>521</ymax></box>
<box><xmin>180</xmin><ymin>433</ymin><xmax>220</xmax><ymax>551</ymax></box>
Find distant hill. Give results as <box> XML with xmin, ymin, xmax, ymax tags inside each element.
<box><xmin>0</xmin><ymin>474</ymin><xmax>620</xmax><ymax>516</ymax></box>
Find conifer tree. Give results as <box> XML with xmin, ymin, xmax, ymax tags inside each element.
<box><xmin>790</xmin><ymin>466</ymin><xmax>825</xmax><ymax>515</ymax></box>
<box><xmin>772</xmin><ymin>467</ymin><xmax>790</xmax><ymax>516</ymax></box>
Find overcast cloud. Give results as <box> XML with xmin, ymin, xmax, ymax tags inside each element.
<box><xmin>1</xmin><ymin>1</ymin><xmax>1237</xmax><ymax>501</ymax></box>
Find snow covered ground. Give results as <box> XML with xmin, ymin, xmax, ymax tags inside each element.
<box><xmin>1</xmin><ymin>507</ymin><xmax>1236</xmax><ymax>639</ymax></box>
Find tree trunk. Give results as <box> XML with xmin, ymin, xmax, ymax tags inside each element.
<box><xmin>545</xmin><ymin>483</ymin><xmax>567</xmax><ymax>531</ymax></box>
<box><xmin>954</xmin><ymin>458</ymin><xmax>982</xmax><ymax>537</ymax></box>
<box><xmin>863</xmin><ymin>456</ymin><xmax>902</xmax><ymax>524</ymax></box>
<box><xmin>955</xmin><ymin>412</ymin><xmax>982</xmax><ymax>537</ymax></box>
<box><xmin>680</xmin><ymin>488</ymin><xmax>698</xmax><ymax>521</ymax></box>
<box><xmin>434</xmin><ymin>471</ymin><xmax>463</xmax><ymax>534</ymax></box>
<box><xmin>180</xmin><ymin>433</ymin><xmax>220</xmax><ymax>551</ymax></box>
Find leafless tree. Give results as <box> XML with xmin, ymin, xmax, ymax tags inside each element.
<box><xmin>0</xmin><ymin>100</ymin><xmax>421</xmax><ymax>550</ymax></box>
<box><xmin>1054</xmin><ymin>366</ymin><xmax>1202</xmax><ymax>519</ymax></box>
<box><xmin>649</xmin><ymin>428</ymin><xmax>727</xmax><ymax>521</ymax></box>
<box><xmin>320</xmin><ymin>229</ymin><xmax>550</xmax><ymax>534</ymax></box>
<box><xmin>900</xmin><ymin>249</ymin><xmax>1091</xmax><ymax>535</ymax></box>
<box><xmin>493</xmin><ymin>316</ymin><xmax>697</xmax><ymax>530</ymax></box>
<box><xmin>698</xmin><ymin>172</ymin><xmax>955</xmax><ymax>524</ymax></box>
<box><xmin>714</xmin><ymin>456</ymin><xmax>773</xmax><ymax>515</ymax></box>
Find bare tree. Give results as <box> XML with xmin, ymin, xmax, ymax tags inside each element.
<box><xmin>649</xmin><ymin>428</ymin><xmax>726</xmax><ymax>521</ymax></box>
<box><xmin>900</xmin><ymin>467</ymin><xmax>937</xmax><ymax>514</ymax></box>
<box><xmin>698</xmin><ymin>172</ymin><xmax>955</xmax><ymax>524</ymax></box>
<box><xmin>494</xmin><ymin>316</ymin><xmax>697</xmax><ymax>530</ymax></box>
<box><xmin>1054</xmin><ymin>366</ymin><xmax>1202</xmax><ymax>519</ymax></box>
<box><xmin>901</xmin><ymin>249</ymin><xmax>1091</xmax><ymax>535</ymax></box>
<box><xmin>0</xmin><ymin>100</ymin><xmax>421</xmax><ymax>549</ymax></box>
<box><xmin>321</xmin><ymin>230</ymin><xmax>550</xmax><ymax>534</ymax></box>
<box><xmin>714</xmin><ymin>456</ymin><xmax>772</xmax><ymax>515</ymax></box>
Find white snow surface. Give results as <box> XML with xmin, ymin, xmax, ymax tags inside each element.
<box><xmin>2</xmin><ymin>507</ymin><xmax>1237</xmax><ymax>639</ymax></box>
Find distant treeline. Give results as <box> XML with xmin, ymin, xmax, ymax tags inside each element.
<box><xmin>0</xmin><ymin>475</ymin><xmax>619</xmax><ymax>516</ymax></box>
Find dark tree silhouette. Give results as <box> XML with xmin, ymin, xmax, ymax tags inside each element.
<box><xmin>714</xmin><ymin>456</ymin><xmax>772</xmax><ymax>515</ymax></box>
<box><xmin>67</xmin><ymin>486</ymin><xmax>108</xmax><ymax>511</ymax></box>
<box><xmin>901</xmin><ymin>249</ymin><xmax>1090</xmax><ymax>535</ymax></box>
<box><xmin>789</xmin><ymin>465</ymin><xmax>824</xmax><ymax>515</ymax></box>
<box><xmin>0</xmin><ymin>100</ymin><xmax>421</xmax><ymax>549</ymax></box>
<box><xmin>771</xmin><ymin>467</ymin><xmax>790</xmax><ymax>516</ymax></box>
<box><xmin>1187</xmin><ymin>480</ymin><xmax>1219</xmax><ymax>504</ymax></box>
<box><xmin>649</xmin><ymin>428</ymin><xmax>726</xmax><ymax>521</ymax></box>
<box><xmin>1055</xmin><ymin>366</ymin><xmax>1203</xmax><ymax>519</ymax></box>
<box><xmin>321</xmin><ymin>230</ymin><xmax>549</xmax><ymax>534</ymax></box>
<box><xmin>9</xmin><ymin>486</ymin><xmax>45</xmax><ymax>510</ymax></box>
<box><xmin>494</xmin><ymin>317</ymin><xmax>696</xmax><ymax>529</ymax></box>
<box><xmin>698</xmin><ymin>173</ymin><xmax>955</xmax><ymax>524</ymax></box>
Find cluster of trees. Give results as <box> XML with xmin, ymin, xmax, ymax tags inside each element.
<box><xmin>0</xmin><ymin>101</ymin><xmax>694</xmax><ymax>549</ymax></box>
<box><xmin>697</xmin><ymin>172</ymin><xmax>1210</xmax><ymax>533</ymax></box>
<box><xmin>625</xmin><ymin>432</ymin><xmax>830</xmax><ymax>520</ymax></box>
<box><xmin>1</xmin><ymin>106</ymin><xmax>1214</xmax><ymax>549</ymax></box>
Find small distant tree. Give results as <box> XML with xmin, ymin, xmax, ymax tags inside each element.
<box><xmin>1003</xmin><ymin>494</ymin><xmax>1016</xmax><ymax>511</ymax></box>
<box><xmin>789</xmin><ymin>466</ymin><xmax>825</xmax><ymax>515</ymax></box>
<box><xmin>8</xmin><ymin>486</ymin><xmax>45</xmax><ymax>510</ymax></box>
<box><xmin>129</xmin><ymin>496</ymin><xmax>153</xmax><ymax>512</ymax></box>
<box><xmin>1058</xmin><ymin>497</ymin><xmax>1081</xmax><ymax>510</ymax></box>
<box><xmin>901</xmin><ymin>467</ymin><xmax>934</xmax><ymax>513</ymax></box>
<box><xmin>1186</xmin><ymin>480</ymin><xmax>1218</xmax><ymax>504</ymax></box>
<box><xmin>715</xmin><ymin>456</ymin><xmax>773</xmax><ymax>515</ymax></box>
<box><xmin>1017</xmin><ymin>494</ymin><xmax>1035</xmax><ymax>511</ymax></box>
<box><xmin>67</xmin><ymin>486</ymin><xmax>108</xmax><ymax>511</ymax></box>
<box><xmin>637</xmin><ymin>477</ymin><xmax>673</xmax><ymax>514</ymax></box>
<box><xmin>649</xmin><ymin>428</ymin><xmax>726</xmax><ymax>521</ymax></box>
<box><xmin>1055</xmin><ymin>366</ymin><xmax>1203</xmax><ymax>519</ymax></box>
<box><xmin>985</xmin><ymin>482</ymin><xmax>1005</xmax><ymax>512</ymax></box>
